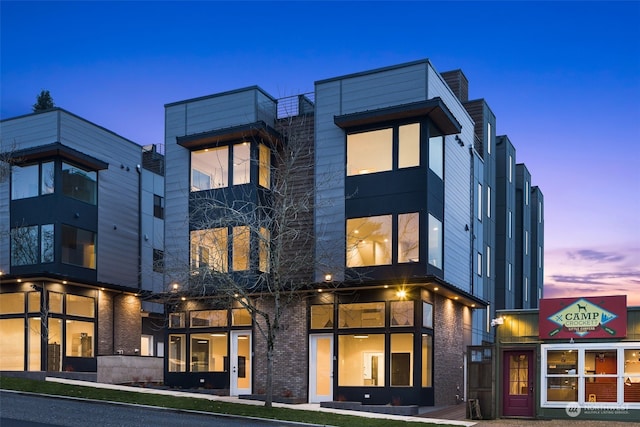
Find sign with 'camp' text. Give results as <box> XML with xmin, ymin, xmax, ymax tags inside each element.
<box><xmin>539</xmin><ymin>295</ymin><xmax>627</xmax><ymax>339</ymax></box>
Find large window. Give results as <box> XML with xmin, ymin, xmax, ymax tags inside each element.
<box><xmin>190</xmin><ymin>228</ymin><xmax>227</xmax><ymax>272</ymax></box>
<box><xmin>190</xmin><ymin>310</ymin><xmax>228</xmax><ymax>328</ymax></box>
<box><xmin>168</xmin><ymin>334</ymin><xmax>186</xmax><ymax>372</ymax></box>
<box><xmin>542</xmin><ymin>344</ymin><xmax>640</xmax><ymax>407</ymax></box>
<box><xmin>338</xmin><ymin>334</ymin><xmax>385</xmax><ymax>386</ymax></box>
<box><xmin>232</xmin><ymin>226</ymin><xmax>250</xmax><ymax>271</ymax></box>
<box><xmin>190</xmin><ymin>333</ymin><xmax>228</xmax><ymax>372</ymax></box>
<box><xmin>62</xmin><ymin>162</ymin><xmax>96</xmax><ymax>204</ymax></box>
<box><xmin>391</xmin><ymin>333</ymin><xmax>413</xmax><ymax>386</ymax></box>
<box><xmin>346</xmin><ymin>215</ymin><xmax>392</xmax><ymax>267</ymax></box>
<box><xmin>12</xmin><ymin>164</ymin><xmax>39</xmax><ymax>199</ymax></box>
<box><xmin>234</xmin><ymin>142</ymin><xmax>251</xmax><ymax>185</ymax></box>
<box><xmin>311</xmin><ymin>305</ymin><xmax>334</xmax><ymax>329</ymax></box>
<box><xmin>61</xmin><ymin>225</ymin><xmax>96</xmax><ymax>269</ymax></box>
<box><xmin>421</xmin><ymin>334</ymin><xmax>433</xmax><ymax>387</ymax></box>
<box><xmin>347</xmin><ymin>123</ymin><xmax>422</xmax><ymax>176</ymax></box>
<box><xmin>347</xmin><ymin>128</ymin><xmax>392</xmax><ymax>176</ymax></box>
<box><xmin>191</xmin><ymin>147</ymin><xmax>228</xmax><ymax>191</ymax></box>
<box><xmin>10</xmin><ymin>224</ymin><xmax>54</xmax><ymax>266</ymax></box>
<box><xmin>11</xmin><ymin>161</ymin><xmax>54</xmax><ymax>200</ymax></box>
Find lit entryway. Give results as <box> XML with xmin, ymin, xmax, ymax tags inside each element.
<box><xmin>309</xmin><ymin>334</ymin><xmax>333</xmax><ymax>403</ymax></box>
<box><xmin>230</xmin><ymin>331</ymin><xmax>251</xmax><ymax>396</ymax></box>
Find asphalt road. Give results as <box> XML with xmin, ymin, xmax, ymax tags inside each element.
<box><xmin>0</xmin><ymin>391</ymin><xmax>315</xmax><ymax>427</ymax></box>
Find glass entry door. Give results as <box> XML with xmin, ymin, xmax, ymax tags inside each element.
<box><xmin>309</xmin><ymin>334</ymin><xmax>333</xmax><ymax>403</ymax></box>
<box><xmin>230</xmin><ymin>331</ymin><xmax>251</xmax><ymax>396</ymax></box>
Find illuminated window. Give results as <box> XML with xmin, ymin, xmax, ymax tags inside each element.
<box><xmin>311</xmin><ymin>305</ymin><xmax>334</xmax><ymax>329</ymax></box>
<box><xmin>232</xmin><ymin>226</ymin><xmax>250</xmax><ymax>271</ymax></box>
<box><xmin>398</xmin><ymin>213</ymin><xmax>419</xmax><ymax>263</ymax></box>
<box><xmin>190</xmin><ymin>310</ymin><xmax>228</xmax><ymax>328</ymax></box>
<box><xmin>66</xmin><ymin>294</ymin><xmax>94</xmax><ymax>317</ymax></box>
<box><xmin>190</xmin><ymin>333</ymin><xmax>227</xmax><ymax>372</ymax></box>
<box><xmin>421</xmin><ymin>334</ymin><xmax>433</xmax><ymax>387</ymax></box>
<box><xmin>168</xmin><ymin>334</ymin><xmax>186</xmax><ymax>372</ymax></box>
<box><xmin>338</xmin><ymin>334</ymin><xmax>385</xmax><ymax>386</ymax></box>
<box><xmin>346</xmin><ymin>215</ymin><xmax>392</xmax><ymax>267</ymax></box>
<box><xmin>391</xmin><ymin>301</ymin><xmax>414</xmax><ymax>327</ymax></box>
<box><xmin>259</xmin><ymin>227</ymin><xmax>270</xmax><ymax>272</ymax></box>
<box><xmin>398</xmin><ymin>123</ymin><xmax>420</xmax><ymax>168</ymax></box>
<box><xmin>391</xmin><ymin>333</ymin><xmax>413</xmax><ymax>386</ymax></box>
<box><xmin>191</xmin><ymin>147</ymin><xmax>228</xmax><ymax>191</ymax></box>
<box><xmin>65</xmin><ymin>320</ymin><xmax>94</xmax><ymax>357</ymax></box>
<box><xmin>259</xmin><ymin>144</ymin><xmax>270</xmax><ymax>188</ymax></box>
<box><xmin>339</xmin><ymin>302</ymin><xmax>385</xmax><ymax>328</ymax></box>
<box><xmin>347</xmin><ymin>128</ymin><xmax>392</xmax><ymax>176</ymax></box>
<box><xmin>232</xmin><ymin>308</ymin><xmax>252</xmax><ymax>326</ymax></box>
<box><xmin>190</xmin><ymin>228</ymin><xmax>228</xmax><ymax>272</ymax></box>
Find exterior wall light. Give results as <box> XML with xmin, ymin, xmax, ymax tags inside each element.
<box><xmin>491</xmin><ymin>317</ymin><xmax>504</xmax><ymax>327</ymax></box>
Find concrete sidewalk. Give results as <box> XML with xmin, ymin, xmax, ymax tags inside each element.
<box><xmin>45</xmin><ymin>377</ymin><xmax>476</xmax><ymax>426</ymax></box>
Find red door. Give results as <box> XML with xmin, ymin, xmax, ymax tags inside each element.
<box><xmin>503</xmin><ymin>350</ymin><xmax>535</xmax><ymax>417</ymax></box>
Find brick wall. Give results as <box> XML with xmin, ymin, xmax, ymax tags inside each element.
<box><xmin>252</xmin><ymin>297</ymin><xmax>308</xmax><ymax>399</ymax></box>
<box><xmin>97</xmin><ymin>290</ymin><xmax>113</xmax><ymax>355</ymax></box>
<box><xmin>433</xmin><ymin>294</ymin><xmax>465</xmax><ymax>405</ymax></box>
<box><xmin>113</xmin><ymin>294</ymin><xmax>141</xmax><ymax>355</ymax></box>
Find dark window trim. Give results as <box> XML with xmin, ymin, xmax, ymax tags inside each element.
<box><xmin>12</xmin><ymin>143</ymin><xmax>108</xmax><ymax>171</ymax></box>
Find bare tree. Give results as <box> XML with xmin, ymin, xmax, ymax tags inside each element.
<box><xmin>162</xmin><ymin>103</ymin><xmax>341</xmax><ymax>407</ymax></box>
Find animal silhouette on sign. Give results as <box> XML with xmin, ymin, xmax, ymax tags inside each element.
<box><xmin>577</xmin><ymin>304</ymin><xmax>587</xmax><ymax>312</ymax></box>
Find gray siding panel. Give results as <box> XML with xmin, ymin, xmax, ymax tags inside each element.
<box><xmin>58</xmin><ymin>113</ymin><xmax>142</xmax><ymax>287</ymax></box>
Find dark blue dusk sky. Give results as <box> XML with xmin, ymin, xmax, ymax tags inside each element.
<box><xmin>2</xmin><ymin>1</ymin><xmax>639</xmax><ymax>304</ymax></box>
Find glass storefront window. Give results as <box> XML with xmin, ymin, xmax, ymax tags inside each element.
<box><xmin>0</xmin><ymin>293</ymin><xmax>25</xmax><ymax>314</ymax></box>
<box><xmin>62</xmin><ymin>162</ymin><xmax>97</xmax><ymax>204</ymax></box>
<box><xmin>339</xmin><ymin>302</ymin><xmax>385</xmax><ymax>328</ymax></box>
<box><xmin>28</xmin><ymin>292</ymin><xmax>40</xmax><ymax>313</ymax></box>
<box><xmin>168</xmin><ymin>334</ymin><xmax>186</xmax><ymax>372</ymax></box>
<box><xmin>398</xmin><ymin>213</ymin><xmax>419</xmax><ymax>263</ymax></box>
<box><xmin>232</xmin><ymin>308</ymin><xmax>252</xmax><ymax>326</ymax></box>
<box><xmin>422</xmin><ymin>302</ymin><xmax>433</xmax><ymax>328</ymax></box>
<box><xmin>169</xmin><ymin>313</ymin><xmax>185</xmax><ymax>328</ymax></box>
<box><xmin>65</xmin><ymin>320</ymin><xmax>94</xmax><ymax>357</ymax></box>
<box><xmin>584</xmin><ymin>350</ymin><xmax>617</xmax><ymax>403</ymax></box>
<box><xmin>28</xmin><ymin>318</ymin><xmax>41</xmax><ymax>371</ymax></box>
<box><xmin>49</xmin><ymin>292</ymin><xmax>63</xmax><ymax>313</ymax></box>
<box><xmin>48</xmin><ymin>318</ymin><xmax>62</xmax><ymax>371</ymax></box>
<box><xmin>391</xmin><ymin>301</ymin><xmax>414</xmax><ymax>327</ymax></box>
<box><xmin>66</xmin><ymin>294</ymin><xmax>94</xmax><ymax>318</ymax></box>
<box><xmin>346</xmin><ymin>215</ymin><xmax>392</xmax><ymax>267</ymax></box>
<box><xmin>421</xmin><ymin>334</ymin><xmax>433</xmax><ymax>387</ymax></box>
<box><xmin>338</xmin><ymin>334</ymin><xmax>385</xmax><ymax>386</ymax></box>
<box><xmin>347</xmin><ymin>128</ymin><xmax>392</xmax><ymax>176</ymax></box>
<box><xmin>391</xmin><ymin>333</ymin><xmax>413</xmax><ymax>386</ymax></box>
<box><xmin>0</xmin><ymin>318</ymin><xmax>25</xmax><ymax>370</ymax></box>
<box><xmin>190</xmin><ymin>310</ymin><xmax>227</xmax><ymax>328</ymax></box>
<box><xmin>258</xmin><ymin>227</ymin><xmax>270</xmax><ymax>273</ymax></box>
<box><xmin>311</xmin><ymin>305</ymin><xmax>334</xmax><ymax>329</ymax></box>
<box><xmin>624</xmin><ymin>349</ymin><xmax>640</xmax><ymax>403</ymax></box>
<box><xmin>546</xmin><ymin>349</ymin><xmax>578</xmax><ymax>402</ymax></box>
<box><xmin>190</xmin><ymin>333</ymin><xmax>227</xmax><ymax>372</ymax></box>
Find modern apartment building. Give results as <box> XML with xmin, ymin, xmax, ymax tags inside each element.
<box><xmin>0</xmin><ymin>109</ymin><xmax>164</xmax><ymax>380</ymax></box>
<box><xmin>160</xmin><ymin>59</ymin><xmax>544</xmax><ymax>407</ymax></box>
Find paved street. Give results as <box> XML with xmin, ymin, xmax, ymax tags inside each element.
<box><xmin>0</xmin><ymin>391</ymin><xmax>315</xmax><ymax>427</ymax></box>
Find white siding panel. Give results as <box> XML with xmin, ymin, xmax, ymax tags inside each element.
<box><xmin>0</xmin><ymin>112</ymin><xmax>58</xmax><ymax>150</ymax></box>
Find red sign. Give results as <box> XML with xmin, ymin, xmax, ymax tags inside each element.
<box><xmin>539</xmin><ymin>295</ymin><xmax>627</xmax><ymax>339</ymax></box>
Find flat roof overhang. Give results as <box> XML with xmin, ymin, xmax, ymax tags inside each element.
<box><xmin>11</xmin><ymin>142</ymin><xmax>109</xmax><ymax>171</ymax></box>
<box><xmin>176</xmin><ymin>120</ymin><xmax>281</xmax><ymax>150</ymax></box>
<box><xmin>334</xmin><ymin>97</ymin><xmax>462</xmax><ymax>136</ymax></box>
<box><xmin>0</xmin><ymin>273</ymin><xmax>140</xmax><ymax>295</ymax></box>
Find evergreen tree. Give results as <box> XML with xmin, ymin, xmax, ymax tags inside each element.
<box><xmin>33</xmin><ymin>90</ymin><xmax>55</xmax><ymax>111</ymax></box>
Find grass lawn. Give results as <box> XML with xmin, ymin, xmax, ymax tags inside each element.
<box><xmin>0</xmin><ymin>376</ymin><xmax>460</xmax><ymax>427</ymax></box>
